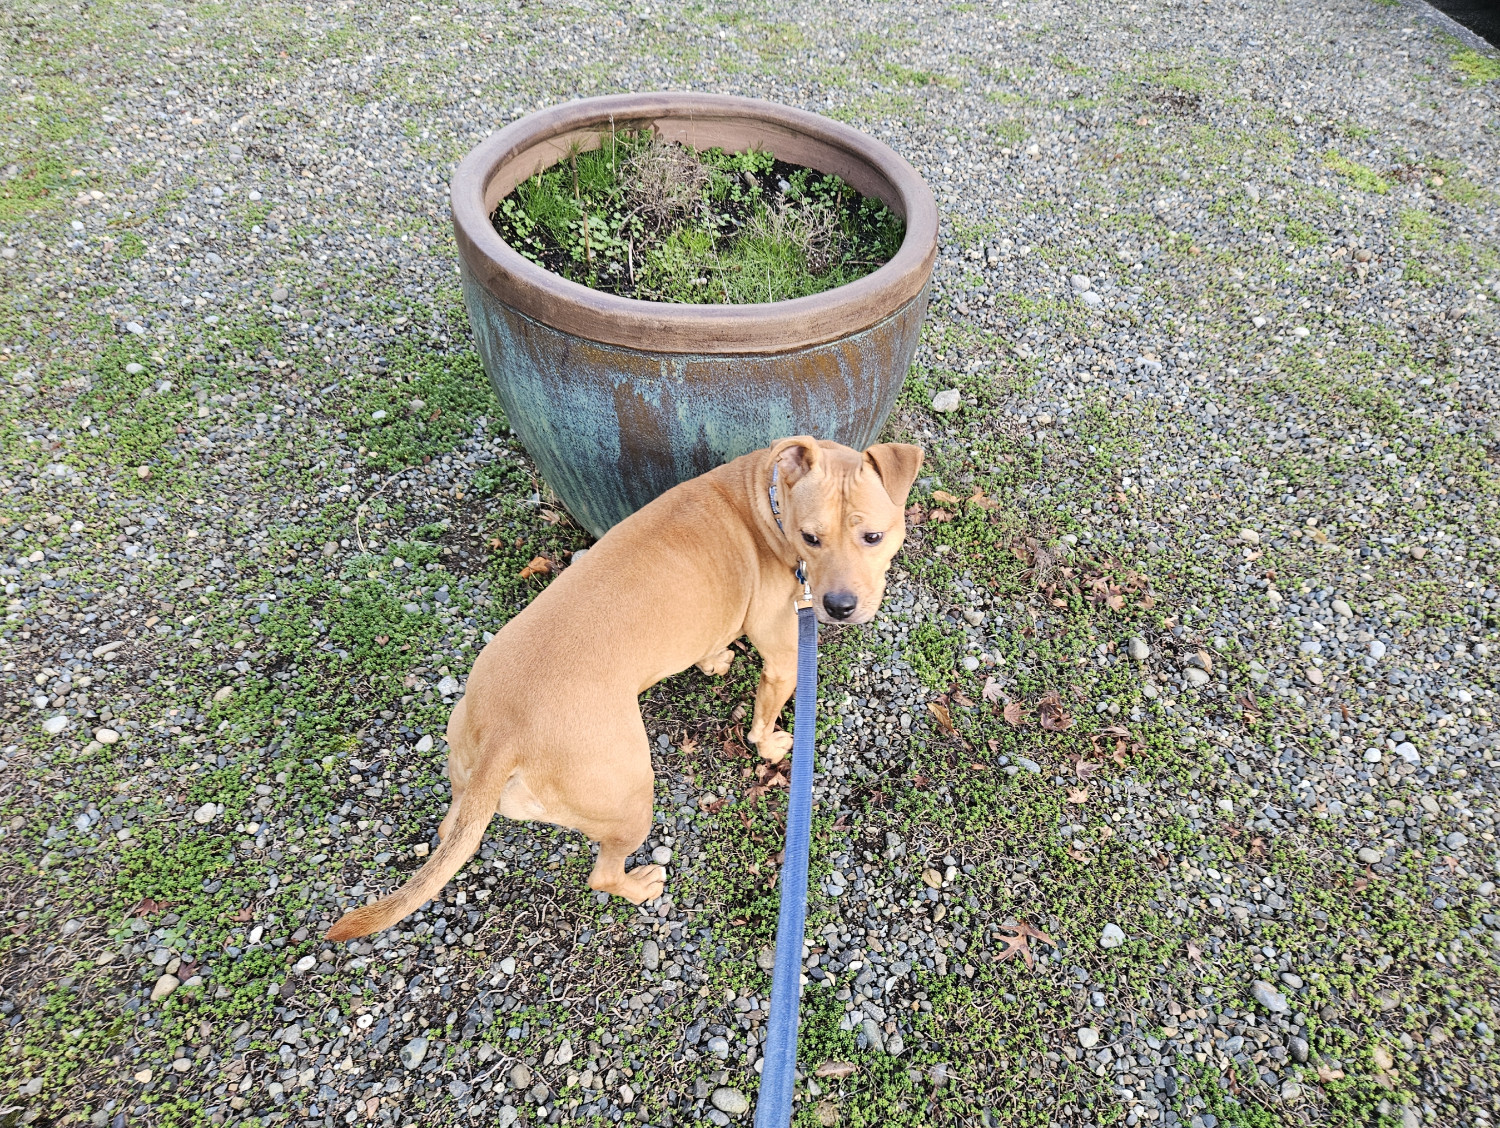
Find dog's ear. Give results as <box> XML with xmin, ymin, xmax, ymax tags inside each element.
<box><xmin>863</xmin><ymin>443</ymin><xmax>924</xmax><ymax>509</ymax></box>
<box><xmin>769</xmin><ymin>436</ymin><xmax>822</xmax><ymax>488</ymax></box>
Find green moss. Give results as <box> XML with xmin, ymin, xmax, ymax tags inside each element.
<box><xmin>1450</xmin><ymin>46</ymin><xmax>1500</xmax><ymax>84</ymax></box>
<box><xmin>1323</xmin><ymin>150</ymin><xmax>1389</xmax><ymax>194</ymax></box>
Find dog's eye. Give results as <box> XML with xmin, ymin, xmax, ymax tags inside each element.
<box><xmin>862</xmin><ymin>531</ymin><xmax>884</xmax><ymax>546</ymax></box>
<box><xmin>801</xmin><ymin>532</ymin><xmax>821</xmax><ymax>547</ymax></box>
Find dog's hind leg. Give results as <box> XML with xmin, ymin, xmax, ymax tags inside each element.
<box><xmin>555</xmin><ymin>719</ymin><xmax>664</xmax><ymax>905</ymax></box>
<box><xmin>695</xmin><ymin>648</ymin><xmax>735</xmax><ymax>677</ymax></box>
<box><xmin>437</xmin><ymin>696</ymin><xmax>476</xmax><ymax>843</ymax></box>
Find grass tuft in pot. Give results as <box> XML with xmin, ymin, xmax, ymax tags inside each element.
<box><xmin>490</xmin><ymin>130</ymin><xmax>905</xmax><ymax>304</ymax></box>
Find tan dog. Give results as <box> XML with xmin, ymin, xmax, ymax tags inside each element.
<box><xmin>326</xmin><ymin>436</ymin><xmax>922</xmax><ymax>941</ymax></box>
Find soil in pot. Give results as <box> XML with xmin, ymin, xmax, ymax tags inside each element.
<box><xmin>490</xmin><ymin>130</ymin><xmax>905</xmax><ymax>304</ymax></box>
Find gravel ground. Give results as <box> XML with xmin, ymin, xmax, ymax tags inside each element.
<box><xmin>2</xmin><ymin>0</ymin><xmax>1499</xmax><ymax>1126</ymax></box>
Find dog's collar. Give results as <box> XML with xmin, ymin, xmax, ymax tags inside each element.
<box><xmin>769</xmin><ymin>463</ymin><xmax>813</xmax><ymax>606</ymax></box>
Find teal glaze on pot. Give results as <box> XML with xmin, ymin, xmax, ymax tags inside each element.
<box><xmin>450</xmin><ymin>94</ymin><xmax>939</xmax><ymax>537</ymax></box>
<box><xmin>462</xmin><ymin>267</ymin><xmax>929</xmax><ymax>538</ymax></box>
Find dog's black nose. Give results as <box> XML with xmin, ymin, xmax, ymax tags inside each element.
<box><xmin>823</xmin><ymin>590</ymin><xmax>858</xmax><ymax>620</ymax></box>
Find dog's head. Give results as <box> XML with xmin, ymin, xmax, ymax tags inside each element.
<box><xmin>766</xmin><ymin>437</ymin><xmax>924</xmax><ymax>625</ymax></box>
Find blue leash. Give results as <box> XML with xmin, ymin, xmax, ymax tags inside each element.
<box><xmin>754</xmin><ymin>602</ymin><xmax>818</xmax><ymax>1128</ymax></box>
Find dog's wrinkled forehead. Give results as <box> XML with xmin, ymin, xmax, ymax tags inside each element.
<box><xmin>793</xmin><ymin>446</ymin><xmax>893</xmax><ymax>521</ymax></box>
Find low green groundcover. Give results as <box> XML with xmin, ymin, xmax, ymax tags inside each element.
<box><xmin>490</xmin><ymin>130</ymin><xmax>905</xmax><ymax>304</ymax></box>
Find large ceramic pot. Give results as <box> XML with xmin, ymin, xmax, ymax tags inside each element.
<box><xmin>450</xmin><ymin>92</ymin><xmax>938</xmax><ymax>538</ymax></box>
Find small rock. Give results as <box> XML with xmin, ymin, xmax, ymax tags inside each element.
<box><xmin>1014</xmin><ymin>757</ymin><xmax>1042</xmax><ymax>774</ymax></box>
<box><xmin>1291</xmin><ymin>326</ymin><xmax>1310</xmax><ymax>338</ymax></box>
<box><xmin>400</xmin><ymin>1037</ymin><xmax>428</xmax><ymax>1069</ymax></box>
<box><xmin>555</xmin><ymin>1039</ymin><xmax>574</xmax><ymax>1065</ymax></box>
<box><xmin>1369</xmin><ymin>639</ymin><xmax>1387</xmax><ymax>660</ymax></box>
<box><xmin>437</xmin><ymin>676</ymin><xmax>460</xmax><ymax>697</ymax></box>
<box><xmin>1280</xmin><ymin>1080</ymin><xmax>1302</xmax><ymax>1102</ymax></box>
<box><xmin>499</xmin><ymin>956</ymin><xmax>516</xmax><ymax>975</ymax></box>
<box><xmin>652</xmin><ymin>845</ymin><xmax>673</xmax><ymax>865</ymax></box>
<box><xmin>1077</xmin><ymin>1026</ymin><xmax>1100</xmax><ymax>1049</ymax></box>
<box><xmin>711</xmin><ymin>1088</ymin><xmax>750</xmax><ymax>1116</ymax></box>
<box><xmin>1252</xmin><ymin>980</ymin><xmax>1290</xmax><ymax>1013</ymax></box>
<box><xmin>136</xmin><ymin>465</ymin><xmax>151</xmax><ymax>480</ymax></box>
<box><xmin>1305</xmin><ymin>667</ymin><xmax>1324</xmax><ymax>686</ymax></box>
<box><xmin>1280</xmin><ymin>972</ymin><xmax>1304</xmax><ymax>989</ymax></box>
<box><xmin>1290</xmin><ymin>1036</ymin><xmax>1309</xmax><ymax>1063</ymax></box>
<box><xmin>414</xmin><ymin>734</ymin><xmax>434</xmax><ymax>754</ymax></box>
<box><xmin>295</xmin><ymin>955</ymin><xmax>316</xmax><ymax>973</ymax></box>
<box><xmin>1252</xmin><ymin>314</ymin><xmax>1268</xmax><ymax>328</ymax></box>
<box><xmin>413</xmin><ymin>842</ymin><xmax>429</xmax><ymax>857</ymax></box>
<box><xmin>1238</xmin><ymin>528</ymin><xmax>1260</xmax><ymax>544</ymax></box>
<box><xmin>1364</xmin><ymin>748</ymin><xmax>1383</xmax><ymax>763</ymax></box>
<box><xmin>1332</xmin><ymin>599</ymin><xmax>1353</xmax><ymax>618</ymax></box>
<box><xmin>213</xmin><ymin>687</ymin><xmax>234</xmax><ymax>702</ymax></box>
<box><xmin>861</xmin><ymin>1018</ymin><xmax>885</xmax><ymax>1054</ymax></box>
<box><xmin>42</xmin><ymin>715</ymin><xmax>69</xmax><ymax>735</ymax></box>
<box><xmin>931</xmin><ymin>389</ymin><xmax>961</xmax><ymax>414</ymax></box>
<box><xmin>1409</xmin><ymin>545</ymin><xmax>1427</xmax><ymax>560</ymax></box>
<box><xmin>192</xmin><ymin>802</ymin><xmax>217</xmax><ymax>825</ymax></box>
<box><xmin>1394</xmin><ymin>742</ymin><xmax>1419</xmax><ymax>763</ymax></box>
<box><xmin>271</xmin><ymin>286</ymin><xmax>289</xmax><ymax>302</ymax></box>
<box><xmin>1128</xmin><ymin>638</ymin><xmax>1150</xmax><ymax>661</ymax></box>
<box><xmin>642</xmin><ymin>939</ymin><xmax>660</xmax><ymax>971</ymax></box>
<box><xmin>150</xmin><ymin>974</ymin><xmax>180</xmax><ymax>1001</ymax></box>
<box><xmin>134</xmin><ymin>1068</ymin><xmax>154</xmax><ymax>1084</ymax></box>
<box><xmin>1184</xmin><ymin>668</ymin><xmax>1210</xmax><ymax>688</ymax></box>
<box><xmin>508</xmin><ymin>1062</ymin><xmax>532</xmax><ymax>1089</ymax></box>
<box><xmin>962</xmin><ymin>655</ymin><xmax>980</xmax><ymax>671</ymax></box>
<box><xmin>927</xmin><ymin>1062</ymin><xmax>949</xmax><ymax>1088</ymax></box>
<box><xmin>94</xmin><ymin>727</ymin><xmax>120</xmax><ymax>744</ymax></box>
<box><xmin>1070</xmin><ymin>274</ymin><xmax>1091</xmax><ymax>292</ymax></box>
<box><xmin>1080</xmin><ymin>290</ymin><xmax>1103</xmax><ymax>307</ymax></box>
<box><xmin>1099</xmin><ymin>924</ymin><xmax>1125</xmax><ymax>949</ymax></box>
<box><xmin>1445</xmin><ymin>832</ymin><xmax>1468</xmax><ymax>850</ymax></box>
<box><xmin>1358</xmin><ymin>846</ymin><xmax>1382</xmax><ymax>864</ymax></box>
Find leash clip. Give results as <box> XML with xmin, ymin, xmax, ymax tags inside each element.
<box><xmin>794</xmin><ymin>560</ymin><xmax>813</xmax><ymax>610</ymax></box>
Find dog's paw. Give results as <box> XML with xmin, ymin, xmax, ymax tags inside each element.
<box><xmin>617</xmin><ymin>864</ymin><xmax>666</xmax><ymax>905</ymax></box>
<box><xmin>696</xmin><ymin>649</ymin><xmax>735</xmax><ymax>677</ymax></box>
<box><xmin>755</xmin><ymin>729</ymin><xmax>792</xmax><ymax>763</ymax></box>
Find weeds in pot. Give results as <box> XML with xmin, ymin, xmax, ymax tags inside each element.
<box><xmin>490</xmin><ymin>130</ymin><xmax>904</xmax><ymax>304</ymax></box>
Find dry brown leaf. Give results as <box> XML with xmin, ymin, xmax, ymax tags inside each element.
<box><xmin>1105</xmin><ymin>593</ymin><xmax>1125</xmax><ymax>612</ymax></box>
<box><xmin>928</xmin><ymin>508</ymin><xmax>954</xmax><ymax>524</ymax></box>
<box><xmin>951</xmin><ymin>690</ymin><xmax>974</xmax><ymax>708</ymax></box>
<box><xmin>519</xmin><ymin>555</ymin><xmax>552</xmax><ymax>579</ymax></box>
<box><xmin>994</xmin><ymin>919</ymin><xmax>1054</xmax><ymax>970</ymax></box>
<box><xmin>928</xmin><ymin>701</ymin><xmax>956</xmax><ymax>735</ymax></box>
<box><xmin>1186</xmin><ymin>941</ymin><xmax>1204</xmax><ymax>967</ymax></box>
<box><xmin>904</xmin><ymin>503</ymin><xmax>925</xmax><ymax>526</ymax></box>
<box><xmin>1002</xmin><ymin>702</ymin><xmax>1026</xmax><ymax>727</ymax></box>
<box><xmin>679</xmin><ymin>736</ymin><xmax>699</xmax><ymax>756</ymax></box>
<box><xmin>1316</xmin><ymin>1065</ymin><xmax>1345</xmax><ymax>1084</ymax></box>
<box><xmin>967</xmin><ymin>488</ymin><xmax>999</xmax><ymax>510</ymax></box>
<box><xmin>815</xmin><ymin>1061</ymin><xmax>858</xmax><ymax>1079</ymax></box>
<box><xmin>1065</xmin><ymin>846</ymin><xmax>1090</xmax><ymax>863</ymax></box>
<box><xmin>1096</xmin><ymin>825</ymin><xmax>1114</xmax><ymax>840</ymax></box>
<box><xmin>1066</xmin><ymin>787</ymin><xmax>1089</xmax><ymax>804</ymax></box>
<box><xmin>931</xmin><ymin>489</ymin><xmax>962</xmax><ymax>506</ymax></box>
<box><xmin>1037</xmin><ymin>691</ymin><xmax>1074</xmax><ymax>732</ymax></box>
<box><xmin>982</xmin><ymin>676</ymin><xmax>1004</xmax><ymax>704</ymax></box>
<box><xmin>1073</xmin><ymin>757</ymin><xmax>1100</xmax><ymax>782</ymax></box>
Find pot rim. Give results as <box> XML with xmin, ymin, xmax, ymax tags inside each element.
<box><xmin>451</xmin><ymin>92</ymin><xmax>938</xmax><ymax>355</ymax></box>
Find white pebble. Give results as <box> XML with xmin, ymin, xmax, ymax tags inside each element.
<box><xmin>931</xmin><ymin>388</ymin><xmax>961</xmax><ymax>414</ymax></box>
<box><xmin>192</xmin><ymin>802</ymin><xmax>217</xmax><ymax>824</ymax></box>
<box><xmin>42</xmin><ymin>715</ymin><xmax>69</xmax><ymax>735</ymax></box>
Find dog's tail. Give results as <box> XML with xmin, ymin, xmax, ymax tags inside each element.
<box><xmin>324</xmin><ymin>749</ymin><xmax>509</xmax><ymax>942</ymax></box>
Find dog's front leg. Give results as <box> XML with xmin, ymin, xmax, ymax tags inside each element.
<box><xmin>745</xmin><ymin>610</ymin><xmax>798</xmax><ymax>762</ymax></box>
